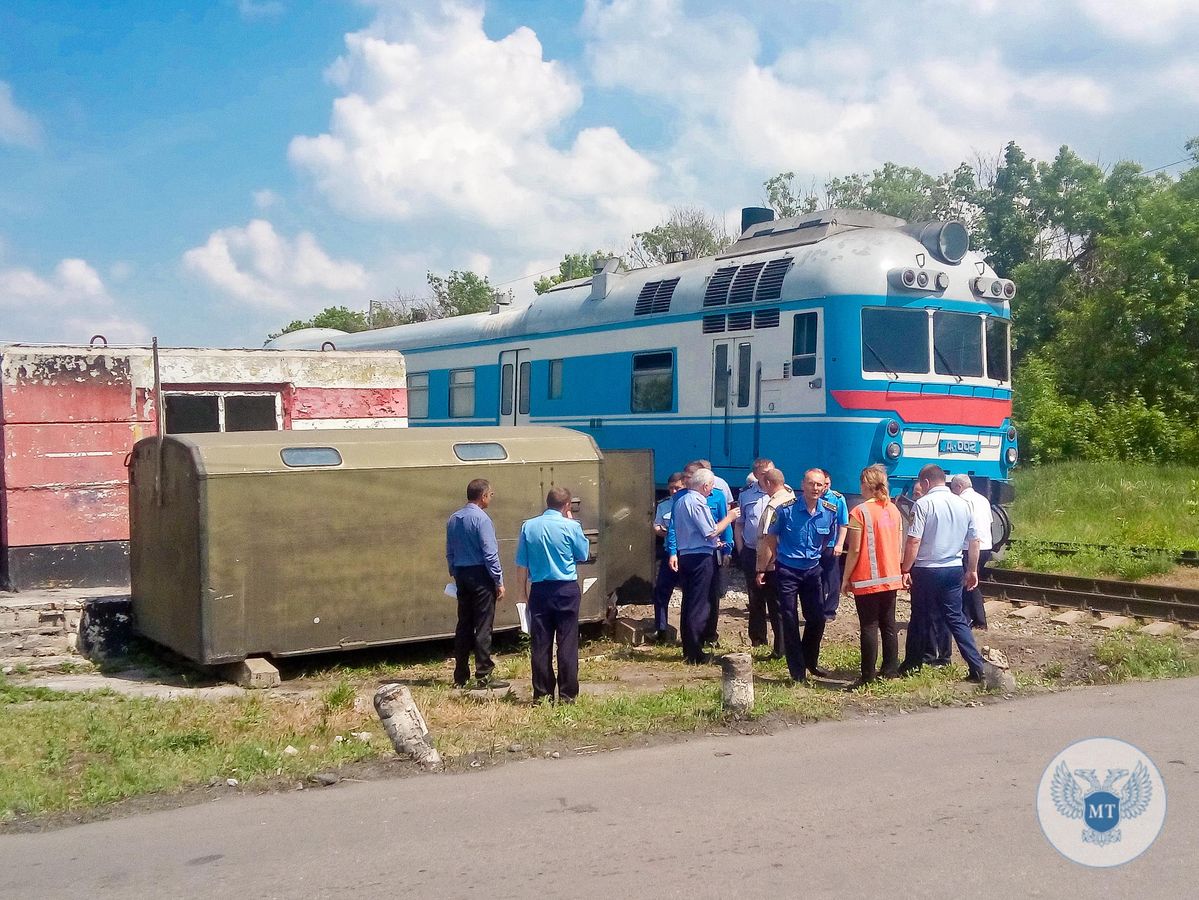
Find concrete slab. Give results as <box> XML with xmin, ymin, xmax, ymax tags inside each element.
<box><xmin>1186</xmin><ymin>630</ymin><xmax>1199</xmax><ymax>641</ymax></box>
<box><xmin>1139</xmin><ymin>621</ymin><xmax>1182</xmax><ymax>637</ymax></box>
<box><xmin>221</xmin><ymin>656</ymin><xmax>281</xmax><ymax>689</ymax></box>
<box><xmin>1093</xmin><ymin>615</ymin><xmax>1136</xmax><ymax>631</ymax></box>
<box><xmin>1050</xmin><ymin>610</ymin><xmax>1092</xmax><ymax>625</ymax></box>
<box><xmin>16</xmin><ymin>673</ymin><xmax>245</xmax><ymax>701</ymax></box>
<box><xmin>1009</xmin><ymin>605</ymin><xmax>1048</xmax><ymax>620</ymax></box>
<box><xmin>983</xmin><ymin>600</ymin><xmax>1012</xmax><ymax>617</ymax></box>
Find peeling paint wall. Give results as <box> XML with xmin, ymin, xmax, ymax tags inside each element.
<box><xmin>1</xmin><ymin>345</ymin><xmax>406</xmax><ymax>588</ymax></box>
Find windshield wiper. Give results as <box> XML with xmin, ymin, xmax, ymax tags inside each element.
<box><xmin>934</xmin><ymin>345</ymin><xmax>964</xmax><ymax>383</ymax></box>
<box><xmin>863</xmin><ymin>341</ymin><xmax>899</xmax><ymax>381</ymax></box>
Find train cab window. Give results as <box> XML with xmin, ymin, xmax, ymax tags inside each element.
<box><xmin>736</xmin><ymin>342</ymin><xmax>752</xmax><ymax>408</ymax></box>
<box><xmin>631</xmin><ymin>351</ymin><xmax>674</xmax><ymax>413</ymax></box>
<box><xmin>518</xmin><ymin>361</ymin><xmax>531</xmax><ymax>415</ymax></box>
<box><xmin>548</xmin><ymin>359</ymin><xmax>564</xmax><ymax>399</ymax></box>
<box><xmin>985</xmin><ymin>318</ymin><xmax>1011</xmax><ymax>382</ymax></box>
<box><xmin>449</xmin><ymin>368</ymin><xmax>476</xmax><ymax>418</ymax></box>
<box><xmin>933</xmin><ymin>311</ymin><xmax>984</xmax><ymax>378</ymax></box>
<box><xmin>500</xmin><ymin>364</ymin><xmax>514</xmax><ymax>416</ymax></box>
<box><xmin>407</xmin><ymin>373</ymin><xmax>429</xmax><ymax>419</ymax></box>
<box><xmin>862</xmin><ymin>308</ymin><xmax>929</xmax><ymax>375</ymax></box>
<box><xmin>713</xmin><ymin>344</ymin><xmax>729</xmax><ymax>407</ymax></box>
<box><xmin>792</xmin><ymin>312</ymin><xmax>818</xmax><ymax>376</ymax></box>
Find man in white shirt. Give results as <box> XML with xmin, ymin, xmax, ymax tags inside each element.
<box><xmin>951</xmin><ymin>474</ymin><xmax>994</xmax><ymax>629</ymax></box>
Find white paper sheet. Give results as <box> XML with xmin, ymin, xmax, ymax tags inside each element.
<box><xmin>516</xmin><ymin>601</ymin><xmax>530</xmax><ymax>634</ymax></box>
<box><xmin>443</xmin><ymin>582</ymin><xmax>457</xmax><ymax>599</ymax></box>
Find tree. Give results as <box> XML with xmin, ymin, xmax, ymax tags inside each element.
<box><xmin>627</xmin><ymin>206</ymin><xmax>732</xmax><ymax>268</ymax></box>
<box><xmin>825</xmin><ymin>162</ymin><xmax>978</xmax><ymax>224</ymax></box>
<box><xmin>269</xmin><ymin>305</ymin><xmax>369</xmax><ymax>339</ymax></box>
<box><xmin>763</xmin><ymin>171</ymin><xmax>821</xmax><ymax>217</ymax></box>
<box><xmin>426</xmin><ymin>269</ymin><xmax>511</xmax><ymax>317</ymax></box>
<box><xmin>533</xmin><ymin>251</ymin><xmax>615</xmax><ymax>294</ymax></box>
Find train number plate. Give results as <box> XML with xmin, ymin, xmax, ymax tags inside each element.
<box><xmin>939</xmin><ymin>438</ymin><xmax>980</xmax><ymax>454</ymax></box>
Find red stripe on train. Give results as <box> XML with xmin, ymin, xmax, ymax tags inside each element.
<box><xmin>831</xmin><ymin>390</ymin><xmax>1012</xmax><ymax>428</ymax></box>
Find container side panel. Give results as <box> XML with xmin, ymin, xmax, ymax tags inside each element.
<box><xmin>600</xmin><ymin>450</ymin><xmax>656</xmax><ymax>605</ymax></box>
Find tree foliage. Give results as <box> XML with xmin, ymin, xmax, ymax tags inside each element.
<box><xmin>627</xmin><ymin>206</ymin><xmax>732</xmax><ymax>268</ymax></box>
<box><xmin>533</xmin><ymin>251</ymin><xmax>614</xmax><ymax>294</ymax></box>
<box><xmin>269</xmin><ymin>305</ymin><xmax>370</xmax><ymax>339</ymax></box>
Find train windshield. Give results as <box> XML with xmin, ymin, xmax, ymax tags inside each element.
<box><xmin>861</xmin><ymin>309</ymin><xmax>929</xmax><ymax>375</ymax></box>
<box><xmin>986</xmin><ymin>317</ymin><xmax>1011</xmax><ymax>381</ymax></box>
<box><xmin>933</xmin><ymin>311</ymin><xmax>984</xmax><ymax>378</ymax></box>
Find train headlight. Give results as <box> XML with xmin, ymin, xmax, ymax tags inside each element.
<box><xmin>886</xmin><ymin>441</ymin><xmax>902</xmax><ymax>460</ymax></box>
<box><xmin>990</xmin><ymin>280</ymin><xmax>1003</xmax><ymax>297</ymax></box>
<box><xmin>886</xmin><ymin>419</ymin><xmax>900</xmax><ymax>437</ymax></box>
<box><xmin>902</xmin><ymin>268</ymin><xmax>917</xmax><ymax>288</ymax></box>
<box><xmin>935</xmin><ymin>271</ymin><xmax>950</xmax><ymax>291</ymax></box>
<box><xmin>1005</xmin><ymin>447</ymin><xmax>1018</xmax><ymax>465</ymax></box>
<box><xmin>1006</xmin><ymin>425</ymin><xmax>1017</xmax><ymax>442</ymax></box>
<box><xmin>916</xmin><ymin>270</ymin><xmax>930</xmax><ymax>288</ymax></box>
<box><xmin>936</xmin><ymin>221</ymin><xmax>969</xmax><ymax>264</ymax></box>
<box><xmin>1002</xmin><ymin>280</ymin><xmax>1017</xmax><ymax>299</ymax></box>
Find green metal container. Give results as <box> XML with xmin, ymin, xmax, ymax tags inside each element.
<box><xmin>129</xmin><ymin>427</ymin><xmax>653</xmax><ymax>665</ymax></box>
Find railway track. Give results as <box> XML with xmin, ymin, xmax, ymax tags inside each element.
<box><xmin>982</xmin><ymin>567</ymin><xmax>1199</xmax><ymax>626</ymax></box>
<box><xmin>1010</xmin><ymin>539</ymin><xmax>1199</xmax><ymax>568</ymax></box>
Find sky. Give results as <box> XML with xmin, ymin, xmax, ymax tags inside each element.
<box><xmin>1</xmin><ymin>0</ymin><xmax>1197</xmax><ymax>348</ymax></box>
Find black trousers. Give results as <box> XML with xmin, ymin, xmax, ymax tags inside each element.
<box><xmin>453</xmin><ymin>565</ymin><xmax>497</xmax><ymax>685</ymax></box>
<box><xmin>529</xmin><ymin>580</ymin><xmax>581</xmax><ymax>702</ymax></box>
<box><xmin>739</xmin><ymin>546</ymin><xmax>782</xmax><ymax>652</ymax></box>
<box><xmin>652</xmin><ymin>554</ymin><xmax>677</xmax><ymax>632</ymax></box>
<box><xmin>678</xmin><ymin>553</ymin><xmax>715</xmax><ymax>662</ymax></box>
<box><xmin>775</xmin><ymin>562</ymin><xmax>825</xmax><ymax>680</ymax></box>
<box><xmin>854</xmin><ymin>590</ymin><xmax>899</xmax><ymax>680</ymax></box>
<box><xmin>962</xmin><ymin>549</ymin><xmax>991</xmax><ymax>628</ymax></box>
<box><xmin>820</xmin><ymin>549</ymin><xmax>844</xmax><ymax>619</ymax></box>
<box><xmin>702</xmin><ymin>551</ymin><xmax>728</xmax><ymax>644</ymax></box>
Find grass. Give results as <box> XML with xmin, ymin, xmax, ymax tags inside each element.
<box><xmin>1093</xmin><ymin>631</ymin><xmax>1199</xmax><ymax>682</ymax></box>
<box><xmin>1009</xmin><ymin>462</ymin><xmax>1199</xmax><ymax>549</ymax></box>
<box><xmin>998</xmin><ymin>542</ymin><xmax>1176</xmax><ymax>580</ymax></box>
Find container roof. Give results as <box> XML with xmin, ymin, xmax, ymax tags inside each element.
<box><xmin>155</xmin><ymin>426</ymin><xmax>602</xmax><ymax>475</ymax></box>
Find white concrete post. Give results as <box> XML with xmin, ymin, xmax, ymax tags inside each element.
<box><xmin>720</xmin><ymin>653</ymin><xmax>754</xmax><ymax>717</ymax></box>
<box><xmin>374</xmin><ymin>683</ymin><xmax>442</xmax><ymax>768</ymax></box>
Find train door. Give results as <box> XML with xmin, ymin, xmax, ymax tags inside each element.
<box><xmin>498</xmin><ymin>349</ymin><xmax>532</xmax><ymax>426</ymax></box>
<box><xmin>709</xmin><ymin>337</ymin><xmax>755</xmax><ymax>470</ymax></box>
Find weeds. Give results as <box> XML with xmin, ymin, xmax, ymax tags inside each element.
<box><xmin>998</xmin><ymin>542</ymin><xmax>1175</xmax><ymax>580</ymax></box>
<box><xmin>1093</xmin><ymin>631</ymin><xmax>1199</xmax><ymax>681</ymax></box>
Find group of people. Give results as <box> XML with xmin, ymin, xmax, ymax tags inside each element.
<box><xmin>655</xmin><ymin>457</ymin><xmax>996</xmax><ymax>687</ymax></box>
<box><xmin>446</xmin><ymin>478</ymin><xmax>589</xmax><ymax>703</ymax></box>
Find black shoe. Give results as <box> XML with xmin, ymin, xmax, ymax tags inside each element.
<box><xmin>845</xmin><ymin>677</ymin><xmax>874</xmax><ymax>691</ymax></box>
<box><xmin>791</xmin><ymin>675</ymin><xmax>808</xmax><ymax>685</ymax></box>
<box><xmin>964</xmin><ymin>671</ymin><xmax>984</xmax><ymax>684</ymax></box>
<box><xmin>878</xmin><ymin>669</ymin><xmax>900</xmax><ymax>680</ymax></box>
<box><xmin>656</xmin><ymin>630</ymin><xmax>670</xmax><ymax>644</ymax></box>
<box><xmin>809</xmin><ymin>666</ymin><xmax>833</xmax><ymax>679</ymax></box>
<box><xmin>685</xmin><ymin>653</ymin><xmax>714</xmax><ymax>665</ymax></box>
<box><xmin>454</xmin><ymin>681</ymin><xmax>469</xmax><ymax>689</ymax></box>
<box><xmin>474</xmin><ymin>677</ymin><xmax>510</xmax><ymax>690</ymax></box>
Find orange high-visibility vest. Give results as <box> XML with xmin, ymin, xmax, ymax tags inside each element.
<box><xmin>847</xmin><ymin>499</ymin><xmax>903</xmax><ymax>595</ymax></box>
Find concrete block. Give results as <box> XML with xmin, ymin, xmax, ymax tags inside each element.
<box><xmin>1140</xmin><ymin>621</ymin><xmax>1182</xmax><ymax>637</ymax></box>
<box><xmin>221</xmin><ymin>657</ymin><xmax>281</xmax><ymax>689</ymax></box>
<box><xmin>1185</xmin><ymin>630</ymin><xmax>1199</xmax><ymax>642</ymax></box>
<box><xmin>611</xmin><ymin>616</ymin><xmax>659</xmax><ymax>646</ymax></box>
<box><xmin>1050</xmin><ymin>610</ymin><xmax>1093</xmax><ymax>625</ymax></box>
<box><xmin>77</xmin><ymin>596</ymin><xmax>134</xmax><ymax>660</ymax></box>
<box><xmin>983</xmin><ymin>600</ymin><xmax>1013</xmax><ymax>617</ymax></box>
<box><xmin>1093</xmin><ymin>615</ymin><xmax>1136</xmax><ymax>631</ymax></box>
<box><xmin>1009</xmin><ymin>605</ymin><xmax>1048</xmax><ymax>620</ymax></box>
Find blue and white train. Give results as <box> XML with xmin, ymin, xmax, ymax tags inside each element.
<box><xmin>269</xmin><ymin>207</ymin><xmax>1018</xmax><ymax>508</ymax></box>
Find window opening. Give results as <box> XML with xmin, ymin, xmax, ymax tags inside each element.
<box><xmin>450</xmin><ymin>368</ymin><xmax>476</xmax><ymax>418</ymax></box>
<box><xmin>500</xmin><ymin>364</ymin><xmax>514</xmax><ymax>417</ymax></box>
<box><xmin>713</xmin><ymin>343</ymin><xmax>729</xmax><ymax>408</ymax></box>
<box><xmin>933</xmin><ymin>311</ymin><xmax>984</xmax><ymax>378</ymax></box>
<box><xmin>985</xmin><ymin>318</ymin><xmax>1011</xmax><ymax>382</ymax></box>
<box><xmin>407</xmin><ymin>373</ymin><xmax>429</xmax><ymax>419</ymax></box>
<box><xmin>518</xmin><ymin>361</ymin><xmax>531</xmax><ymax>415</ymax></box>
<box><xmin>548</xmin><ymin>359</ymin><xmax>564</xmax><ymax>399</ymax></box>
<box><xmin>792</xmin><ymin>312</ymin><xmax>819</xmax><ymax>377</ymax></box>
<box><xmin>861</xmin><ymin>308</ymin><xmax>929</xmax><ymax>375</ymax></box>
<box><xmin>631</xmin><ymin>351</ymin><xmax>674</xmax><ymax>413</ymax></box>
<box><xmin>736</xmin><ymin>342</ymin><xmax>752</xmax><ymax>408</ymax></box>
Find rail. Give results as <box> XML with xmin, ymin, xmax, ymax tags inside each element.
<box><xmin>982</xmin><ymin>567</ymin><xmax>1199</xmax><ymax>626</ymax></box>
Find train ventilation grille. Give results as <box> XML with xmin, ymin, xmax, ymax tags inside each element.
<box><xmin>754</xmin><ymin>308</ymin><xmax>780</xmax><ymax>328</ymax></box>
<box><xmin>702</xmin><ymin>314</ymin><xmax>726</xmax><ymax>333</ymax></box>
<box><xmin>728</xmin><ymin>262</ymin><xmax>765</xmax><ymax>304</ymax></box>
<box><xmin>755</xmin><ymin>258</ymin><xmax>792</xmax><ymax>302</ymax></box>
<box><xmin>703</xmin><ymin>266</ymin><xmax>738</xmax><ymax>307</ymax></box>
<box><xmin>634</xmin><ymin>277</ymin><xmax>681</xmax><ymax>315</ymax></box>
<box><xmin>727</xmin><ymin>310</ymin><xmax>753</xmax><ymax>331</ymax></box>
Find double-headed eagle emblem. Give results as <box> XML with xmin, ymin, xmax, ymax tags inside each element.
<box><xmin>1051</xmin><ymin>761</ymin><xmax>1154</xmax><ymax>847</ymax></box>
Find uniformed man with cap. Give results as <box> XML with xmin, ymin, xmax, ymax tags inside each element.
<box><xmin>818</xmin><ymin>468</ymin><xmax>850</xmax><ymax>620</ymax></box>
<box><xmin>516</xmin><ymin>486</ymin><xmax>591</xmax><ymax>703</ymax></box>
<box><xmin>756</xmin><ymin>468</ymin><xmax>839</xmax><ymax>682</ymax></box>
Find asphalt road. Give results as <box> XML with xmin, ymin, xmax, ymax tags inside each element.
<box><xmin>3</xmin><ymin>679</ymin><xmax>1197</xmax><ymax>899</ymax></box>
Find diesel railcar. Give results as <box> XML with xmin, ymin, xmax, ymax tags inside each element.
<box><xmin>268</xmin><ymin>207</ymin><xmax>1018</xmax><ymax>507</ymax></box>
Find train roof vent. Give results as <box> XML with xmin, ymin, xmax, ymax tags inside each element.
<box><xmin>727</xmin><ymin>310</ymin><xmax>753</xmax><ymax>331</ymax></box>
<box><xmin>702</xmin><ymin>314</ymin><xmax>726</xmax><ymax>334</ymax></box>
<box><xmin>754</xmin><ymin>308</ymin><xmax>780</xmax><ymax>329</ymax></box>
<box><xmin>703</xmin><ymin>266</ymin><xmax>738</xmax><ymax>307</ymax></box>
<box><xmin>755</xmin><ymin>258</ymin><xmax>792</xmax><ymax>302</ymax></box>
<box><xmin>728</xmin><ymin>262</ymin><xmax>765</xmax><ymax>304</ymax></box>
<box><xmin>634</xmin><ymin>277</ymin><xmax>681</xmax><ymax>315</ymax></box>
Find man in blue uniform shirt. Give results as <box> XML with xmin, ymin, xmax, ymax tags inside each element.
<box><xmin>652</xmin><ymin>472</ymin><xmax>687</xmax><ymax>643</ymax></box>
<box><xmin>818</xmin><ymin>468</ymin><xmax>850</xmax><ymax>621</ymax></box>
<box><xmin>668</xmin><ymin>468</ymin><xmax>740</xmax><ymax>663</ymax></box>
<box><xmin>735</xmin><ymin>458</ymin><xmax>781</xmax><ymax>653</ymax></box>
<box><xmin>757</xmin><ymin>468</ymin><xmax>838</xmax><ymax>682</ymax></box>
<box><xmin>676</xmin><ymin>461</ymin><xmax>734</xmax><ymax>647</ymax></box>
<box><xmin>446</xmin><ymin>478</ymin><xmax>508</xmax><ymax>689</ymax></box>
<box><xmin>516</xmin><ymin>486</ymin><xmax>591</xmax><ymax>703</ymax></box>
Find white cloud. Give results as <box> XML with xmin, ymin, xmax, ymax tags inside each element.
<box><xmin>1079</xmin><ymin>0</ymin><xmax>1199</xmax><ymax>44</ymax></box>
<box><xmin>252</xmin><ymin>189</ymin><xmax>280</xmax><ymax>209</ymax></box>
<box><xmin>236</xmin><ymin>0</ymin><xmax>285</xmax><ymax>21</ymax></box>
<box><xmin>288</xmin><ymin>1</ymin><xmax>664</xmax><ymax>255</ymax></box>
<box><xmin>0</xmin><ymin>258</ymin><xmax>150</xmax><ymax>343</ymax></box>
<box><xmin>182</xmin><ymin>219</ymin><xmax>368</xmax><ymax>309</ymax></box>
<box><xmin>0</xmin><ymin>81</ymin><xmax>42</xmax><ymax>149</ymax></box>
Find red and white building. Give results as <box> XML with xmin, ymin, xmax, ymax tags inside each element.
<box><xmin>0</xmin><ymin>344</ymin><xmax>407</xmax><ymax>590</ymax></box>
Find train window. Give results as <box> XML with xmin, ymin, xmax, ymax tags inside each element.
<box><xmin>736</xmin><ymin>343</ymin><xmax>752</xmax><ymax>408</ymax></box>
<box><xmin>933</xmin><ymin>311</ymin><xmax>984</xmax><ymax>378</ymax></box>
<box><xmin>500</xmin><ymin>364</ymin><xmax>514</xmax><ymax>416</ymax></box>
<box><xmin>713</xmin><ymin>343</ymin><xmax>729</xmax><ymax>407</ymax></box>
<box><xmin>792</xmin><ymin>312</ymin><xmax>818</xmax><ymax>377</ymax></box>
<box><xmin>449</xmin><ymin>368</ymin><xmax>476</xmax><ymax>418</ymax></box>
<box><xmin>861</xmin><ymin>309</ymin><xmax>928</xmax><ymax>375</ymax></box>
<box><xmin>518</xmin><ymin>361</ymin><xmax>531</xmax><ymax>415</ymax></box>
<box><xmin>280</xmin><ymin>447</ymin><xmax>342</xmax><ymax>468</ymax></box>
<box><xmin>986</xmin><ymin>318</ymin><xmax>1011</xmax><ymax>382</ymax></box>
<box><xmin>631</xmin><ymin>351</ymin><xmax>674</xmax><ymax>413</ymax></box>
<box><xmin>407</xmin><ymin>373</ymin><xmax>429</xmax><ymax>419</ymax></box>
<box><xmin>453</xmin><ymin>442</ymin><xmax>508</xmax><ymax>462</ymax></box>
<box><xmin>548</xmin><ymin>359</ymin><xmax>564</xmax><ymax>399</ymax></box>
